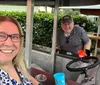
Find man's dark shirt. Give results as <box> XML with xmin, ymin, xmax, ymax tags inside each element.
<box><xmin>57</xmin><ymin>26</ymin><xmax>89</xmax><ymax>56</ymax></box>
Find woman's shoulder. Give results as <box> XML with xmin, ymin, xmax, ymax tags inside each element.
<box><xmin>0</xmin><ymin>68</ymin><xmax>33</xmax><ymax>85</ymax></box>
<box><xmin>16</xmin><ymin>68</ymin><xmax>33</xmax><ymax>84</ymax></box>
<box><xmin>0</xmin><ymin>69</ymin><xmax>12</xmax><ymax>84</ymax></box>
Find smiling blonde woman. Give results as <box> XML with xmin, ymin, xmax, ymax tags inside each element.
<box><xmin>0</xmin><ymin>16</ymin><xmax>41</xmax><ymax>85</ymax></box>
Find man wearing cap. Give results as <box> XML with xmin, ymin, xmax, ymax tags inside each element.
<box><xmin>56</xmin><ymin>15</ymin><xmax>91</xmax><ymax>57</ymax></box>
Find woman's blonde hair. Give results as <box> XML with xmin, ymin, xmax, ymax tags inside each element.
<box><xmin>0</xmin><ymin>16</ymin><xmax>30</xmax><ymax>78</ymax></box>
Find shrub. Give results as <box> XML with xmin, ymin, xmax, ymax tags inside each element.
<box><xmin>0</xmin><ymin>11</ymin><xmax>97</xmax><ymax>48</ymax></box>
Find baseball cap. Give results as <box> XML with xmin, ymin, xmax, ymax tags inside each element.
<box><xmin>61</xmin><ymin>15</ymin><xmax>73</xmax><ymax>23</ymax></box>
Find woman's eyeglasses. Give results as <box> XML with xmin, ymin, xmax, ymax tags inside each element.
<box><xmin>0</xmin><ymin>32</ymin><xmax>24</xmax><ymax>42</ymax></box>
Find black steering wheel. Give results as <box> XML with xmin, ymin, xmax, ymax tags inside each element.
<box><xmin>66</xmin><ymin>56</ymin><xmax>100</xmax><ymax>72</ymax></box>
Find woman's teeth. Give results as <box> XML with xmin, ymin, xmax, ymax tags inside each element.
<box><xmin>0</xmin><ymin>50</ymin><xmax>13</xmax><ymax>53</ymax></box>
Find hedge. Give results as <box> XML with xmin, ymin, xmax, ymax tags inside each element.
<box><xmin>0</xmin><ymin>11</ymin><xmax>97</xmax><ymax>47</ymax></box>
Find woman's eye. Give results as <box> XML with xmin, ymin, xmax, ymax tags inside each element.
<box><xmin>0</xmin><ymin>34</ymin><xmax>6</xmax><ymax>38</ymax></box>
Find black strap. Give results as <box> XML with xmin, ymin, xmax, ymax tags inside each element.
<box><xmin>14</xmin><ymin>65</ymin><xmax>24</xmax><ymax>85</ymax></box>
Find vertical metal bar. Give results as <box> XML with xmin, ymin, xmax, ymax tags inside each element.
<box><xmin>25</xmin><ymin>0</ymin><xmax>34</xmax><ymax>68</ymax></box>
<box><xmin>94</xmin><ymin>16</ymin><xmax>100</xmax><ymax>56</ymax></box>
<box><xmin>51</xmin><ymin>0</ymin><xmax>59</xmax><ymax>73</ymax></box>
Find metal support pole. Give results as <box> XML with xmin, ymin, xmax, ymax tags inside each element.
<box><xmin>94</xmin><ymin>16</ymin><xmax>100</xmax><ymax>56</ymax></box>
<box><xmin>25</xmin><ymin>0</ymin><xmax>34</xmax><ymax>68</ymax></box>
<box><xmin>51</xmin><ymin>0</ymin><xmax>59</xmax><ymax>73</ymax></box>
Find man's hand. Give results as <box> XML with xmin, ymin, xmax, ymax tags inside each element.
<box><xmin>56</xmin><ymin>44</ymin><xmax>61</xmax><ymax>53</ymax></box>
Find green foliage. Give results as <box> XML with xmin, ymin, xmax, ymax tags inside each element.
<box><xmin>73</xmin><ymin>15</ymin><xmax>97</xmax><ymax>32</ymax></box>
<box><xmin>33</xmin><ymin>12</ymin><xmax>54</xmax><ymax>47</ymax></box>
<box><xmin>0</xmin><ymin>11</ymin><xmax>26</xmax><ymax>41</ymax></box>
<box><xmin>0</xmin><ymin>11</ymin><xmax>97</xmax><ymax>48</ymax></box>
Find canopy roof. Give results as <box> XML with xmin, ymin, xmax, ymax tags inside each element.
<box><xmin>0</xmin><ymin>0</ymin><xmax>100</xmax><ymax>6</ymax></box>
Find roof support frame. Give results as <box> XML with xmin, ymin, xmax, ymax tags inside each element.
<box><xmin>51</xmin><ymin>0</ymin><xmax>59</xmax><ymax>73</ymax></box>
<box><xmin>25</xmin><ymin>0</ymin><xmax>34</xmax><ymax>68</ymax></box>
<box><xmin>94</xmin><ymin>16</ymin><xmax>100</xmax><ymax>56</ymax></box>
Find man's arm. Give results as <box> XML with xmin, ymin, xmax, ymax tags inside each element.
<box><xmin>84</xmin><ymin>38</ymin><xmax>91</xmax><ymax>50</ymax></box>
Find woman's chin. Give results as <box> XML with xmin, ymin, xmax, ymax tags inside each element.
<box><xmin>0</xmin><ymin>61</ymin><xmax>9</xmax><ymax>66</ymax></box>
<box><xmin>0</xmin><ymin>59</ymin><xmax>12</xmax><ymax>65</ymax></box>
